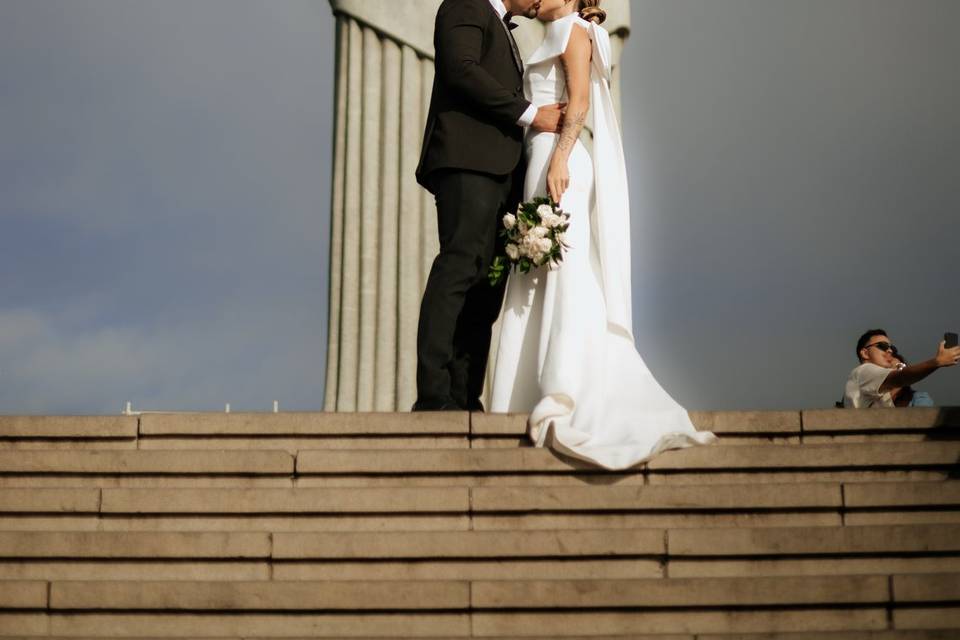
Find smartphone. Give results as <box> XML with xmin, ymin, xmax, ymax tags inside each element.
<box><xmin>946</xmin><ymin>332</ymin><xmax>959</xmax><ymax>349</ymax></box>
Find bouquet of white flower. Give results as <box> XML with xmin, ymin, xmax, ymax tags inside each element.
<box><xmin>488</xmin><ymin>196</ymin><xmax>571</xmax><ymax>287</ymax></box>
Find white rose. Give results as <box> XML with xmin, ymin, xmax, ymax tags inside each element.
<box><xmin>517</xmin><ymin>220</ymin><xmax>528</xmax><ymax>234</ymax></box>
<box><xmin>502</xmin><ymin>213</ymin><xmax>516</xmax><ymax>230</ymax></box>
<box><xmin>537</xmin><ymin>237</ymin><xmax>554</xmax><ymax>253</ymax></box>
<box><xmin>536</xmin><ymin>204</ymin><xmax>553</xmax><ymax>219</ymax></box>
<box><xmin>530</xmin><ymin>225</ymin><xmax>548</xmax><ymax>238</ymax></box>
<box><xmin>505</xmin><ymin>243</ymin><xmax>519</xmax><ymax>260</ymax></box>
<box><xmin>521</xmin><ymin>235</ymin><xmax>540</xmax><ymax>257</ymax></box>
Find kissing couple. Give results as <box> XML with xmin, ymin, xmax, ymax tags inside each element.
<box><xmin>413</xmin><ymin>0</ymin><xmax>717</xmax><ymax>469</ymax></box>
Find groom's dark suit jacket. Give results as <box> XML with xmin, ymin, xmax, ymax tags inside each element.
<box><xmin>416</xmin><ymin>0</ymin><xmax>532</xmax><ymax>192</ymax></box>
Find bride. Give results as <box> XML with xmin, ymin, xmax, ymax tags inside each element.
<box><xmin>490</xmin><ymin>0</ymin><xmax>717</xmax><ymax>469</ymax></box>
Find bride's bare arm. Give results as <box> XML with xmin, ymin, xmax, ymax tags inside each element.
<box><xmin>547</xmin><ymin>24</ymin><xmax>592</xmax><ymax>204</ymax></box>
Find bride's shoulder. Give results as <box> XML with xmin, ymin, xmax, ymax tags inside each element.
<box><xmin>566</xmin><ymin>17</ymin><xmax>594</xmax><ymax>49</ymax></box>
<box><xmin>528</xmin><ymin>14</ymin><xmax>595</xmax><ymax>66</ymax></box>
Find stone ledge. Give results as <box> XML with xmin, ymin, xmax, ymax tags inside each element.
<box><xmin>0</xmin><ymin>450</ymin><xmax>293</xmax><ymax>474</ymax></box>
<box><xmin>845</xmin><ymin>481</ymin><xmax>960</xmax><ymax>508</ymax></box>
<box><xmin>802</xmin><ymin>407</ymin><xmax>960</xmax><ymax>432</ymax></box>
<box><xmin>669</xmin><ymin>523</ymin><xmax>960</xmax><ymax>556</ymax></box>
<box><xmin>690</xmin><ymin>411</ymin><xmax>801</xmax><ymax>434</ymax></box>
<box><xmin>647</xmin><ymin>442</ymin><xmax>960</xmax><ymax>470</ymax></box>
<box><xmin>0</xmin><ymin>415</ymin><xmax>136</xmax><ymax>438</ymax></box>
<box><xmin>273</xmin><ymin>557</ymin><xmax>663</xmax><ymax>581</ymax></box>
<box><xmin>0</xmin><ymin>580</ymin><xmax>47</xmax><ymax>608</ymax></box>
<box><xmin>470</xmin><ymin>413</ymin><xmax>528</xmax><ymax>436</ymax></box>
<box><xmin>697</xmin><ymin>631</ymin><xmax>958</xmax><ymax>639</ymax></box>
<box><xmin>0</xmin><ymin>489</ymin><xmax>100</xmax><ymax>512</ymax></box>
<box><xmin>893</xmin><ymin>607</ymin><xmax>960</xmax><ymax>630</ymax></box>
<box><xmin>471</xmin><ymin>575</ymin><xmax>889</xmax><ymax>608</ymax></box>
<box><xmin>99</xmin><ymin>487</ymin><xmax>469</xmax><ymax>513</ymax></box>
<box><xmin>893</xmin><ymin>573</ymin><xmax>960</xmax><ymax>602</ymax></box>
<box><xmin>471</xmin><ymin>411</ymin><xmax>803</xmax><ymax>437</ymax></box>
<box><xmin>140</xmin><ymin>412</ymin><xmax>468</xmax><ymax>436</ymax></box>
<box><xmin>0</xmin><ymin>531</ymin><xmax>270</xmax><ymax>558</ymax></box>
<box><xmin>273</xmin><ymin>529</ymin><xmax>664</xmax><ymax>559</ymax></box>
<box><xmin>296</xmin><ymin>448</ymin><xmax>578</xmax><ymax>474</ymax></box>
<box><xmin>471</xmin><ymin>483</ymin><xmax>842</xmax><ymax>511</ymax></box>
<box><xmin>49</xmin><ymin>580</ymin><xmax>469</xmax><ymax>610</ymax></box>
<box><xmin>295</xmin><ymin>442</ymin><xmax>960</xmax><ymax>475</ymax></box>
<box><xmin>471</xmin><ymin>608</ymin><xmax>887</xmax><ymax>636</ymax></box>
<box><xmin>44</xmin><ymin>612</ymin><xmax>470</xmax><ymax>638</ymax></box>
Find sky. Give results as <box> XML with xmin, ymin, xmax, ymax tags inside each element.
<box><xmin>1</xmin><ymin>0</ymin><xmax>957</xmax><ymax>415</ymax></box>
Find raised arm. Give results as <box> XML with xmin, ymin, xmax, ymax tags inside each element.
<box><xmin>547</xmin><ymin>23</ymin><xmax>592</xmax><ymax>203</ymax></box>
<box><xmin>435</xmin><ymin>1</ymin><xmax>531</xmax><ymax>127</ymax></box>
<box><xmin>879</xmin><ymin>341</ymin><xmax>960</xmax><ymax>393</ymax></box>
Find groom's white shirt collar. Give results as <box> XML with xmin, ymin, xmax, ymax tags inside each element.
<box><xmin>489</xmin><ymin>0</ymin><xmax>508</xmax><ymax>21</ymax></box>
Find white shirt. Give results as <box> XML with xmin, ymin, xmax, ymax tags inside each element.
<box><xmin>843</xmin><ymin>362</ymin><xmax>895</xmax><ymax>408</ymax></box>
<box><xmin>488</xmin><ymin>0</ymin><xmax>537</xmax><ymax>127</ymax></box>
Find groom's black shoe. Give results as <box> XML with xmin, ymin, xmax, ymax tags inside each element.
<box><xmin>411</xmin><ymin>399</ymin><xmax>463</xmax><ymax>412</ymax></box>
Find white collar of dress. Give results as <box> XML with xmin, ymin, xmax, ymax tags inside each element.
<box><xmin>526</xmin><ymin>13</ymin><xmax>592</xmax><ymax>67</ymax></box>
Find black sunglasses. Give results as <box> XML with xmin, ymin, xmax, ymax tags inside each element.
<box><xmin>865</xmin><ymin>341</ymin><xmax>898</xmax><ymax>355</ymax></box>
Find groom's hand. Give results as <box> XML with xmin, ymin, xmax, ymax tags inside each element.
<box><xmin>531</xmin><ymin>103</ymin><xmax>566</xmax><ymax>133</ymax></box>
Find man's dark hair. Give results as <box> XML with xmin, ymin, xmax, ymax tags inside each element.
<box><xmin>856</xmin><ymin>329</ymin><xmax>888</xmax><ymax>362</ymax></box>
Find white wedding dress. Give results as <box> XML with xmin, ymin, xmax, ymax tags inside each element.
<box><xmin>489</xmin><ymin>14</ymin><xmax>717</xmax><ymax>470</ymax></box>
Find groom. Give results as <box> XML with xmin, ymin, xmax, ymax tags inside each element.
<box><xmin>413</xmin><ymin>0</ymin><xmax>565</xmax><ymax>411</ymax></box>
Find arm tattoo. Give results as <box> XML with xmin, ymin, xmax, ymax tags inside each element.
<box><xmin>557</xmin><ymin>109</ymin><xmax>586</xmax><ymax>152</ymax></box>
<box><xmin>556</xmin><ymin>50</ymin><xmax>588</xmax><ymax>153</ymax></box>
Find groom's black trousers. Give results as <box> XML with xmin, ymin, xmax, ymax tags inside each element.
<box><xmin>415</xmin><ymin>168</ymin><xmax>519</xmax><ymax>410</ymax></box>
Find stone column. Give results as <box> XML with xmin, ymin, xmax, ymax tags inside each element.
<box><xmin>325</xmin><ymin>0</ymin><xmax>631</xmax><ymax>412</ymax></box>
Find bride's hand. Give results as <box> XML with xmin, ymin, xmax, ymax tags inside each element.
<box><xmin>547</xmin><ymin>156</ymin><xmax>569</xmax><ymax>204</ymax></box>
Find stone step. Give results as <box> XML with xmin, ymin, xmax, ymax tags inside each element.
<box><xmin>0</xmin><ymin>608</ymin><xmax>924</xmax><ymax>636</ymax></box>
<box><xmin>0</xmin><ymin>576</ymin><xmax>955</xmax><ymax>636</ymax></box>
<box><xmin>97</xmin><ymin>487</ymin><xmax>470</xmax><ymax>513</ymax></box>
<box><xmin>0</xmin><ymin>574</ymin><xmax>949</xmax><ymax>610</ymax></box>
<box><xmin>0</xmin><ymin>558</ymin><xmax>654</xmax><ymax>582</ymax></box>
<box><xmin>0</xmin><ymin>449</ymin><xmax>294</xmax><ymax>474</ymax></box>
<box><xmin>0</xmin><ymin>531</ymin><xmax>270</xmax><ymax>558</ymax></box>
<box><xmin>294</xmin><ymin>442</ymin><xmax>960</xmax><ymax>477</ymax></box>
<box><xmin>275</xmin><ymin>523</ymin><xmax>960</xmax><ymax>560</ymax></box>
<box><xmin>0</xmin><ymin>482</ymin><xmax>955</xmax><ymax>520</ymax></box>
<box><xmin>0</xmin><ymin>612</ymin><xmax>470</xmax><ymax>638</ymax></box>
<box><xmin>0</xmin><ymin>416</ymin><xmax>137</xmax><ymax>439</ymax></box>
<box><xmin>3</xmin><ymin>524</ymin><xmax>954</xmax><ymax>561</ymax></box>
<box><xmin>0</xmin><ymin>483</ymin><xmax>853</xmax><ymax>532</ymax></box>
<box><xmin>2</xmin><ymin>409</ymin><xmax>955</xmax><ymax>451</ymax></box>
<box><xmin>4</xmin><ymin>555</ymin><xmax>959</xmax><ymax>584</ymax></box>
<box><xmin>476</xmin><ymin>408</ymin><xmax>960</xmax><ymax>441</ymax></box>
<box><xmin>47</xmin><ymin>579</ymin><xmax>468</xmax><ymax>610</ymax></box>
<box><xmin>0</xmin><ymin>442</ymin><xmax>954</xmax><ymax>488</ymax></box>
<box><xmin>667</xmin><ymin>522</ymin><xmax>960</xmax><ymax>556</ymax></box>
<box><xmin>468</xmin><ymin>609</ymin><xmax>941</xmax><ymax>636</ymax></box>
<box><xmin>697</xmin><ymin>633</ymin><xmax>959</xmax><ymax>640</ymax></box>
<box><xmin>1</xmin><ymin>634</ymin><xmax>956</xmax><ymax>640</ymax></box>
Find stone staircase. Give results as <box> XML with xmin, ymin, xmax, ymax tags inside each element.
<box><xmin>0</xmin><ymin>408</ymin><xmax>958</xmax><ymax>638</ymax></box>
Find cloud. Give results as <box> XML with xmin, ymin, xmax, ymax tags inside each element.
<box><xmin>0</xmin><ymin>0</ymin><xmax>335</xmax><ymax>414</ymax></box>
<box><xmin>0</xmin><ymin>301</ymin><xmax>325</xmax><ymax>415</ymax></box>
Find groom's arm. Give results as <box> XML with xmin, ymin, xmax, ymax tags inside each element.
<box><xmin>435</xmin><ymin>1</ymin><xmax>531</xmax><ymax>128</ymax></box>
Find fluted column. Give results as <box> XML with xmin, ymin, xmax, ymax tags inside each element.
<box><xmin>325</xmin><ymin>0</ymin><xmax>630</xmax><ymax>411</ymax></box>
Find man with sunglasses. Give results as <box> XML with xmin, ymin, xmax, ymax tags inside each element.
<box><xmin>843</xmin><ymin>329</ymin><xmax>960</xmax><ymax>408</ymax></box>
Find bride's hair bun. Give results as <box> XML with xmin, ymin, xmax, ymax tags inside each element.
<box><xmin>578</xmin><ymin>0</ymin><xmax>606</xmax><ymax>25</ymax></box>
